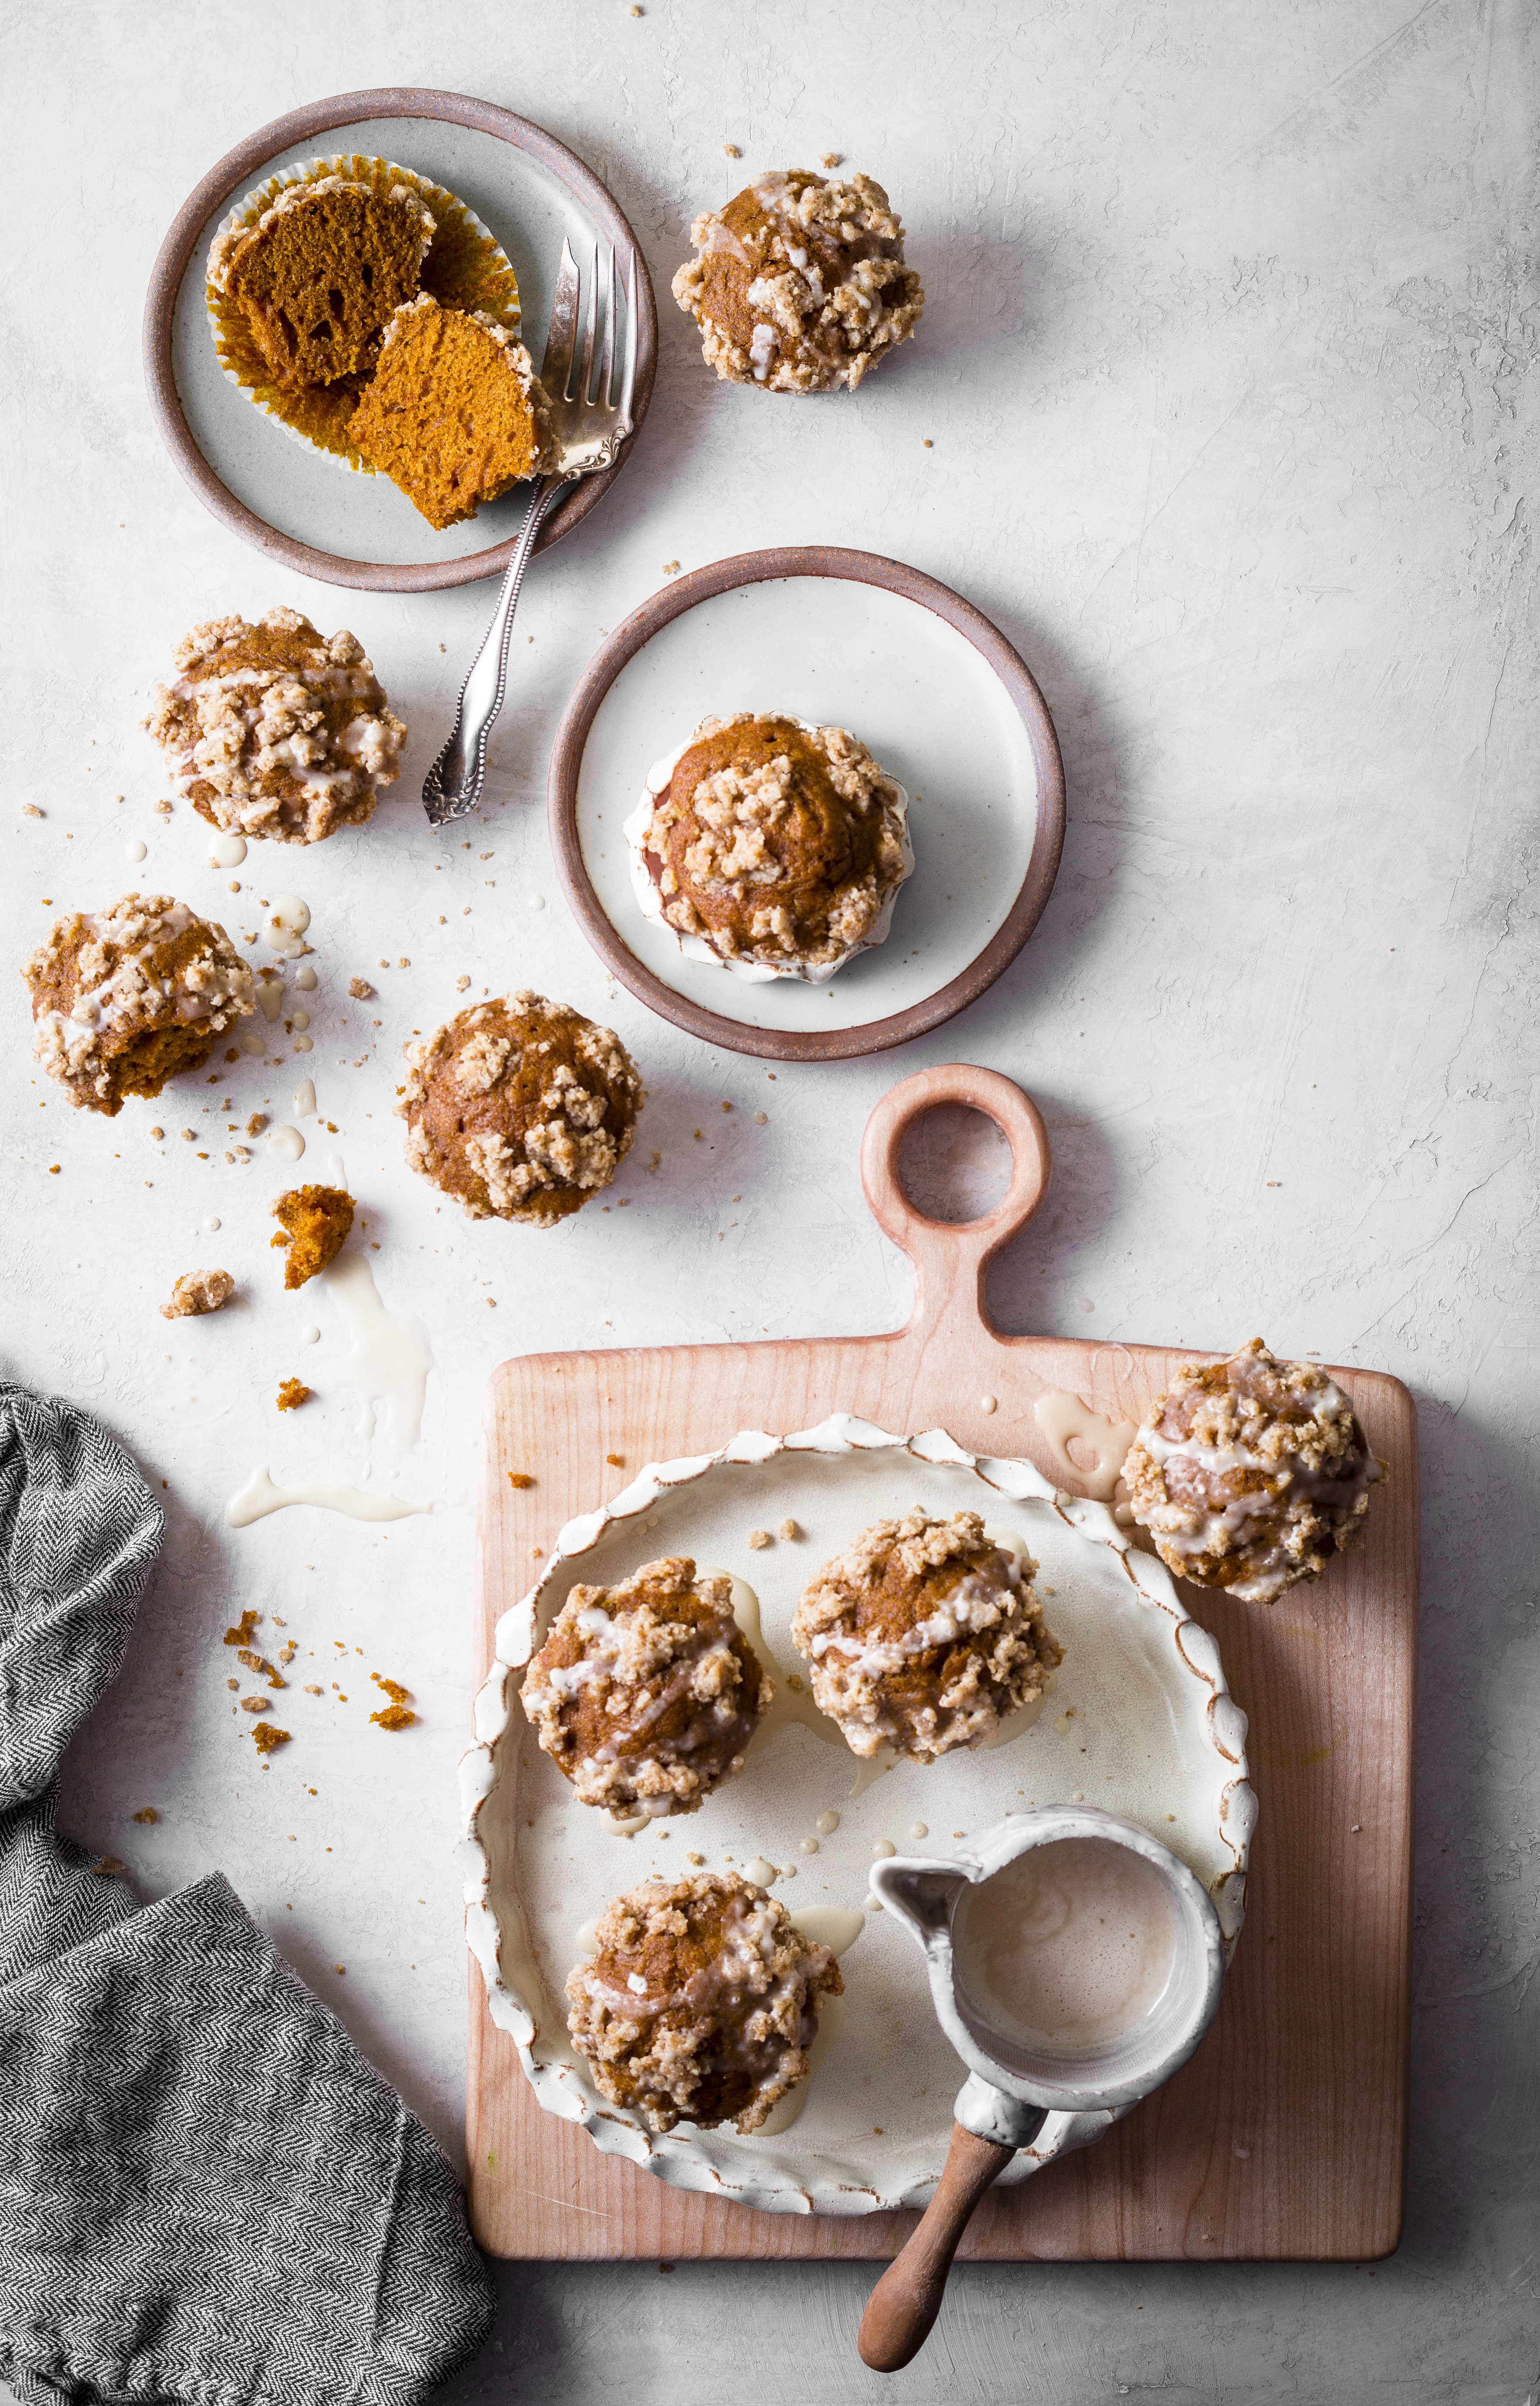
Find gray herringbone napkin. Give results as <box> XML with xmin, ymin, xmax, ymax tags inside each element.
<box><xmin>0</xmin><ymin>1382</ymin><xmax>493</xmax><ymax>2404</ymax></box>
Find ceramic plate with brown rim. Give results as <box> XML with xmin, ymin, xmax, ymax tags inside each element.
<box><xmin>548</xmin><ymin>549</ymin><xmax>1066</xmax><ymax>1062</ymax></box>
<box><xmin>143</xmin><ymin>87</ymin><xmax>657</xmax><ymax>593</ymax></box>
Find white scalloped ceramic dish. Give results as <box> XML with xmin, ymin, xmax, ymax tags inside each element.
<box><xmin>461</xmin><ymin>1416</ymin><xmax>1255</xmax><ymax>2217</ymax></box>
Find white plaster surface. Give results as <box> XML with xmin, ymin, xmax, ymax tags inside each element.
<box><xmin>4</xmin><ymin>3</ymin><xmax>1537</xmax><ymax>2400</ymax></box>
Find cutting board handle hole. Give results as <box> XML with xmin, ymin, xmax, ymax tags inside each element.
<box><xmin>896</xmin><ymin>1103</ymin><xmax>1014</xmax><ymax>1225</ymax></box>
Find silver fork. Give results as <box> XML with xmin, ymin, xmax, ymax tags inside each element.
<box><xmin>422</xmin><ymin>237</ymin><xmax>638</xmax><ymax>826</ymax></box>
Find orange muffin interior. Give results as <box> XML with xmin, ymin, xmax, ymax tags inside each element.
<box><xmin>348</xmin><ymin>296</ymin><xmax>548</xmax><ymax>529</ymax></box>
<box><xmin>214</xmin><ymin>179</ymin><xmax>433</xmax><ymax>390</ymax></box>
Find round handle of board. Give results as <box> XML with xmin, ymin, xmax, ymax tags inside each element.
<box><xmin>860</xmin><ymin>1063</ymin><xmax>1051</xmax><ymax>1331</ymax></box>
<box><xmin>856</xmin><ymin>2120</ymin><xmax>1016</xmax><ymax>2371</ymax></box>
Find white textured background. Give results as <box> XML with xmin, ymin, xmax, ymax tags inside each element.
<box><xmin>4</xmin><ymin>2</ymin><xmax>1537</xmax><ymax>2399</ymax></box>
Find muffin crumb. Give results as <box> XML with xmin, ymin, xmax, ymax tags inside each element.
<box><xmin>271</xmin><ymin>1185</ymin><xmax>353</xmax><ymax>1288</ymax></box>
<box><xmin>275</xmin><ymin>1377</ymin><xmax>311</xmax><ymax>1411</ymax></box>
<box><xmin>161</xmin><ymin>1268</ymin><xmax>235</xmax><ymax>1320</ymax></box>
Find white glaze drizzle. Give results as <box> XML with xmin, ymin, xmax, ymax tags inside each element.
<box><xmin>323</xmin><ymin>1250</ymin><xmax>433</xmax><ymax>1450</ymax></box>
<box><xmin>226</xmin><ymin>1466</ymin><xmax>433</xmax><ymax>1527</ymax></box>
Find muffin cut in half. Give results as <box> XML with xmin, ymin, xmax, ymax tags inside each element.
<box><xmin>208</xmin><ymin>176</ymin><xmax>435</xmax><ymax>390</ymax></box>
<box><xmin>1122</xmin><ymin>1338</ymin><xmax>1384</xmax><ymax>1604</ymax></box>
<box><xmin>144</xmin><ymin>608</ymin><xmax>406</xmax><ymax>846</ymax></box>
<box><xmin>790</xmin><ymin>1507</ymin><xmax>1062</xmax><ymax>1762</ymax></box>
<box><xmin>397</xmin><ymin>992</ymin><xmax>643</xmax><ymax>1224</ymax></box>
<box><xmin>673</xmin><ymin>170</ymin><xmax>923</xmax><ymax>393</ymax></box>
<box><xmin>349</xmin><ymin>296</ymin><xmax>551</xmax><ymax>528</ymax></box>
<box><xmin>566</xmin><ymin>1874</ymin><xmax>842</xmax><ymax>2133</ymax></box>
<box><xmin>24</xmin><ymin>895</ymin><xmax>254</xmax><ymax>1116</ymax></box>
<box><xmin>624</xmin><ymin>711</ymin><xmax>913</xmax><ymax>983</ymax></box>
<box><xmin>522</xmin><ymin>1556</ymin><xmax>771</xmax><ymax>1821</ymax></box>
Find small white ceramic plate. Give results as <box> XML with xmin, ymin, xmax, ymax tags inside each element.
<box><xmin>461</xmin><ymin>1416</ymin><xmax>1254</xmax><ymax>2216</ymax></box>
<box><xmin>548</xmin><ymin>551</ymin><xmax>1067</xmax><ymax>1061</ymax></box>
<box><xmin>145</xmin><ymin>91</ymin><xmax>657</xmax><ymax>591</ymax></box>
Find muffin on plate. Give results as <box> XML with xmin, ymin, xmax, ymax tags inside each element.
<box><xmin>24</xmin><ymin>895</ymin><xmax>254</xmax><ymax>1116</ymax></box>
<box><xmin>566</xmin><ymin>1873</ymin><xmax>842</xmax><ymax>2132</ymax></box>
<box><xmin>522</xmin><ymin>1556</ymin><xmax>771</xmax><ymax>1821</ymax></box>
<box><xmin>144</xmin><ymin>609</ymin><xmax>406</xmax><ymax>846</ymax></box>
<box><xmin>207</xmin><ymin>175</ymin><xmax>435</xmax><ymax>389</ymax></box>
<box><xmin>673</xmin><ymin>170</ymin><xmax>923</xmax><ymax>392</ymax></box>
<box><xmin>624</xmin><ymin>712</ymin><xmax>912</xmax><ymax>984</ymax></box>
<box><xmin>349</xmin><ymin>295</ymin><xmax>552</xmax><ymax>528</ymax></box>
<box><xmin>790</xmin><ymin>1507</ymin><xmax>1061</xmax><ymax>1762</ymax></box>
<box><xmin>1121</xmin><ymin>1338</ymin><xmax>1383</xmax><ymax>1604</ymax></box>
<box><xmin>397</xmin><ymin>992</ymin><xmax>643</xmax><ymax>1225</ymax></box>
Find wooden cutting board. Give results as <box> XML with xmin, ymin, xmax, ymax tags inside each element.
<box><xmin>468</xmin><ymin>1063</ymin><xmax>1418</xmax><ymax>2262</ymax></box>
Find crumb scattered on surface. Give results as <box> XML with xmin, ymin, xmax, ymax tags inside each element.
<box><xmin>349</xmin><ymin>978</ymin><xmax>373</xmax><ymax>999</ymax></box>
<box><xmin>224</xmin><ymin>1610</ymin><xmax>260</xmax><ymax>1647</ymax></box>
<box><xmin>780</xmin><ymin>1519</ymin><xmax>801</xmax><ymax>1540</ymax></box>
<box><xmin>131</xmin><ymin>1807</ymin><xmax>159</xmax><ymax>1825</ymax></box>
<box><xmin>275</xmin><ymin>1377</ymin><xmax>311</xmax><ymax>1411</ymax></box>
<box><xmin>747</xmin><ymin>1528</ymin><xmax>772</xmax><ymax>1550</ymax></box>
<box><xmin>507</xmin><ymin>1471</ymin><xmax>535</xmax><ymax>1490</ymax></box>
<box><xmin>161</xmin><ymin>1268</ymin><xmax>235</xmax><ymax>1321</ymax></box>
<box><xmin>271</xmin><ymin>1184</ymin><xmax>353</xmax><ymax>1287</ymax></box>
<box><xmin>252</xmin><ymin>1723</ymin><xmax>290</xmax><ymax>1753</ymax></box>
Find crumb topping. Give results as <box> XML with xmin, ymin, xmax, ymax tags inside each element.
<box><xmin>790</xmin><ymin>1508</ymin><xmax>1061</xmax><ymax>1761</ymax></box>
<box><xmin>1122</xmin><ymin>1338</ymin><xmax>1384</xmax><ymax>1603</ymax></box>
<box><xmin>161</xmin><ymin>1269</ymin><xmax>235</xmax><ymax>1320</ymax></box>
<box><xmin>275</xmin><ymin>1376</ymin><xmax>311</xmax><ymax>1410</ymax></box>
<box><xmin>631</xmin><ymin>713</ymin><xmax>910</xmax><ymax>978</ymax></box>
<box><xmin>673</xmin><ymin>170</ymin><xmax>923</xmax><ymax>393</ymax></box>
<box><xmin>23</xmin><ymin>895</ymin><xmax>254</xmax><ymax>1116</ymax></box>
<box><xmin>397</xmin><ymin>992</ymin><xmax>643</xmax><ymax>1226</ymax></box>
<box><xmin>522</xmin><ymin>1556</ymin><xmax>770</xmax><ymax>1818</ymax></box>
<box><xmin>144</xmin><ymin>609</ymin><xmax>405</xmax><ymax>847</ymax></box>
<box><xmin>566</xmin><ymin>1872</ymin><xmax>841</xmax><ymax>2132</ymax></box>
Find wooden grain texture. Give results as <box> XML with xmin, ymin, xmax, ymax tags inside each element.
<box><xmin>545</xmin><ymin>551</ymin><xmax>1067</xmax><ymax>1061</ymax></box>
<box><xmin>467</xmin><ymin>1063</ymin><xmax>1419</xmax><ymax>2262</ymax></box>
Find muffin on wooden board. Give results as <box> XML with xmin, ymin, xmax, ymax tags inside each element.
<box><xmin>1122</xmin><ymin>1338</ymin><xmax>1383</xmax><ymax>1604</ymax></box>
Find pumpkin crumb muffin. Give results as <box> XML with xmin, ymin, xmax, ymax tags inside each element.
<box><xmin>791</xmin><ymin>1508</ymin><xmax>1061</xmax><ymax>1762</ymax></box>
<box><xmin>208</xmin><ymin>176</ymin><xmax>434</xmax><ymax>390</ymax></box>
<box><xmin>349</xmin><ymin>296</ymin><xmax>551</xmax><ymax>529</ymax></box>
<box><xmin>144</xmin><ymin>608</ymin><xmax>406</xmax><ymax>846</ymax></box>
<box><xmin>673</xmin><ymin>170</ymin><xmax>923</xmax><ymax>392</ymax></box>
<box><xmin>397</xmin><ymin>992</ymin><xmax>643</xmax><ymax>1225</ymax></box>
<box><xmin>566</xmin><ymin>1873</ymin><xmax>842</xmax><ymax>2133</ymax></box>
<box><xmin>24</xmin><ymin>896</ymin><xmax>254</xmax><ymax>1116</ymax></box>
<box><xmin>1122</xmin><ymin>1338</ymin><xmax>1383</xmax><ymax>1604</ymax></box>
<box><xmin>271</xmin><ymin>1186</ymin><xmax>354</xmax><ymax>1289</ymax></box>
<box><xmin>161</xmin><ymin>1269</ymin><xmax>235</xmax><ymax>1321</ymax></box>
<box><xmin>625</xmin><ymin>712</ymin><xmax>912</xmax><ymax>982</ymax></box>
<box><xmin>522</xmin><ymin>1556</ymin><xmax>771</xmax><ymax>1821</ymax></box>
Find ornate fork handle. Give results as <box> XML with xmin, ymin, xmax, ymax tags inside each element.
<box><xmin>421</xmin><ymin>475</ymin><xmax>567</xmax><ymax>826</ymax></box>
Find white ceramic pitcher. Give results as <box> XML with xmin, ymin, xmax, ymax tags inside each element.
<box><xmin>858</xmin><ymin>1802</ymin><xmax>1227</xmax><ymax>2372</ymax></box>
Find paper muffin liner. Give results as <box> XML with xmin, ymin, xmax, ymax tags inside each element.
<box><xmin>206</xmin><ymin>152</ymin><xmax>521</xmax><ymax>473</ymax></box>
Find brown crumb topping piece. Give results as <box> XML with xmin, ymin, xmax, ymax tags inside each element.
<box><xmin>252</xmin><ymin>1722</ymin><xmax>291</xmax><ymax>1753</ymax></box>
<box><xmin>24</xmin><ymin>895</ymin><xmax>254</xmax><ymax>1116</ymax></box>
<box><xmin>637</xmin><ymin>713</ymin><xmax>909</xmax><ymax>977</ymax></box>
<box><xmin>349</xmin><ymin>296</ymin><xmax>551</xmax><ymax>530</ymax></box>
<box><xmin>1122</xmin><ymin>1338</ymin><xmax>1384</xmax><ymax>1605</ymax></box>
<box><xmin>790</xmin><ymin>1508</ymin><xmax>1061</xmax><ymax>1762</ymax></box>
<box><xmin>161</xmin><ymin>1268</ymin><xmax>235</xmax><ymax>1320</ymax></box>
<box><xmin>275</xmin><ymin>1377</ymin><xmax>312</xmax><ymax>1411</ymax></box>
<box><xmin>566</xmin><ymin>1872</ymin><xmax>841</xmax><ymax>2132</ymax></box>
<box><xmin>397</xmin><ymin>991</ymin><xmax>644</xmax><ymax>1226</ymax></box>
<box><xmin>673</xmin><ymin>170</ymin><xmax>923</xmax><ymax>393</ymax></box>
<box><xmin>270</xmin><ymin>1185</ymin><xmax>353</xmax><ymax>1289</ymax></box>
<box><xmin>208</xmin><ymin>175</ymin><xmax>435</xmax><ymax>390</ymax></box>
<box><xmin>143</xmin><ymin>608</ymin><xmax>406</xmax><ymax>846</ymax></box>
<box><xmin>523</xmin><ymin>1556</ymin><xmax>769</xmax><ymax>1818</ymax></box>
